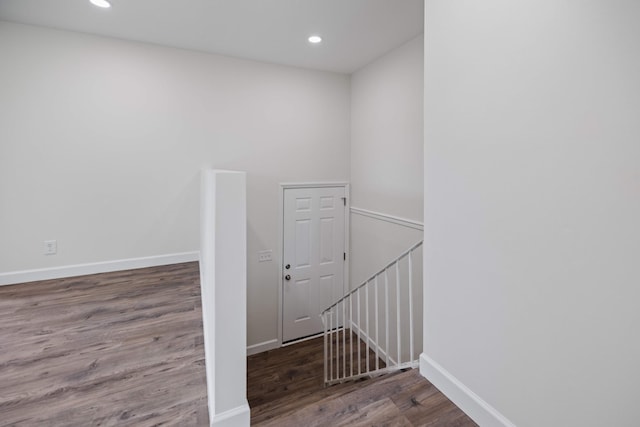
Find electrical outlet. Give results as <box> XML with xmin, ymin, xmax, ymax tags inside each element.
<box><xmin>258</xmin><ymin>250</ymin><xmax>272</xmax><ymax>262</ymax></box>
<box><xmin>44</xmin><ymin>240</ymin><xmax>57</xmax><ymax>255</ymax></box>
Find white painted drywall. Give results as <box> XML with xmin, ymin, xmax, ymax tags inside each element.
<box><xmin>200</xmin><ymin>170</ymin><xmax>249</xmax><ymax>427</ymax></box>
<box><xmin>349</xmin><ymin>212</ymin><xmax>422</xmax><ymax>288</ymax></box>
<box><xmin>0</xmin><ymin>21</ymin><xmax>349</xmax><ymax>349</ymax></box>
<box><xmin>423</xmin><ymin>1</ymin><xmax>640</xmax><ymax>426</ymax></box>
<box><xmin>349</xmin><ymin>35</ymin><xmax>424</xmax><ymax>287</ymax></box>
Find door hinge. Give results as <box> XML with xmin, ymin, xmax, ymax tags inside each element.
<box><xmin>341</xmin><ymin>197</ymin><xmax>346</xmax><ymax>206</ymax></box>
<box><xmin>344</xmin><ymin>252</ymin><xmax>346</xmax><ymax>261</ymax></box>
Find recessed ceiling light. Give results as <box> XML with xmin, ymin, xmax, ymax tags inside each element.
<box><xmin>90</xmin><ymin>0</ymin><xmax>111</xmax><ymax>8</ymax></box>
<box><xmin>308</xmin><ymin>35</ymin><xmax>322</xmax><ymax>44</ymax></box>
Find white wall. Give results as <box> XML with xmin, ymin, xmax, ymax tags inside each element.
<box><xmin>0</xmin><ymin>21</ymin><xmax>350</xmax><ymax>349</ymax></box>
<box><xmin>422</xmin><ymin>1</ymin><xmax>640</xmax><ymax>426</ymax></box>
<box><xmin>349</xmin><ymin>35</ymin><xmax>424</xmax><ymax>287</ymax></box>
<box><xmin>200</xmin><ymin>170</ymin><xmax>249</xmax><ymax>426</ymax></box>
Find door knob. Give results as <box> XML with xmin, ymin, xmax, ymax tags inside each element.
<box><xmin>285</xmin><ymin>264</ymin><xmax>291</xmax><ymax>270</ymax></box>
<box><xmin>285</xmin><ymin>274</ymin><xmax>291</xmax><ymax>281</ymax></box>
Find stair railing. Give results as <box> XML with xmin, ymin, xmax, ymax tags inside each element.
<box><xmin>321</xmin><ymin>240</ymin><xmax>423</xmax><ymax>386</ymax></box>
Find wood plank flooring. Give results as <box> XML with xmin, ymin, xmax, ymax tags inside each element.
<box><xmin>2</xmin><ymin>262</ymin><xmax>477</xmax><ymax>426</ymax></box>
<box><xmin>248</xmin><ymin>334</ymin><xmax>370</xmax><ymax>423</ymax></box>
<box><xmin>247</xmin><ymin>336</ymin><xmax>478</xmax><ymax>426</ymax></box>
<box><xmin>0</xmin><ymin>262</ymin><xmax>208</xmax><ymax>427</ymax></box>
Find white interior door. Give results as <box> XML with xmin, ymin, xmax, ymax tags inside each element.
<box><xmin>283</xmin><ymin>186</ymin><xmax>345</xmax><ymax>342</ymax></box>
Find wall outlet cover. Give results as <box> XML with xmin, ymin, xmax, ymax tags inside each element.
<box><xmin>44</xmin><ymin>240</ymin><xmax>57</xmax><ymax>255</ymax></box>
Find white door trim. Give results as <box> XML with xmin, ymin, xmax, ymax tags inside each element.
<box><xmin>277</xmin><ymin>182</ymin><xmax>350</xmax><ymax>347</ymax></box>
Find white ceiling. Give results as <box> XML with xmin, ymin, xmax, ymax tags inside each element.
<box><xmin>0</xmin><ymin>0</ymin><xmax>424</xmax><ymax>73</ymax></box>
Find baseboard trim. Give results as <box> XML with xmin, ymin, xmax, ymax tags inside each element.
<box><xmin>282</xmin><ymin>332</ymin><xmax>324</xmax><ymax>347</ymax></box>
<box><xmin>350</xmin><ymin>207</ymin><xmax>423</xmax><ymax>231</ymax></box>
<box><xmin>211</xmin><ymin>402</ymin><xmax>251</xmax><ymax>427</ymax></box>
<box><xmin>246</xmin><ymin>339</ymin><xmax>280</xmax><ymax>356</ymax></box>
<box><xmin>0</xmin><ymin>252</ymin><xmax>200</xmax><ymax>286</ymax></box>
<box><xmin>420</xmin><ymin>353</ymin><xmax>516</xmax><ymax>427</ymax></box>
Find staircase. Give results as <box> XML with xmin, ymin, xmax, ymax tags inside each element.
<box><xmin>248</xmin><ymin>241</ymin><xmax>477</xmax><ymax>426</ymax></box>
<box><xmin>247</xmin><ymin>336</ymin><xmax>478</xmax><ymax>426</ymax></box>
<box><xmin>321</xmin><ymin>241</ymin><xmax>423</xmax><ymax>385</ymax></box>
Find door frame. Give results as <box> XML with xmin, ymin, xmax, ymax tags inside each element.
<box><xmin>277</xmin><ymin>182</ymin><xmax>350</xmax><ymax>347</ymax></box>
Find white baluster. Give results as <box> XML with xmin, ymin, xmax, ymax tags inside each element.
<box><xmin>335</xmin><ymin>301</ymin><xmax>339</xmax><ymax>378</ymax></box>
<box><xmin>357</xmin><ymin>287</ymin><xmax>361</xmax><ymax>375</ymax></box>
<box><xmin>323</xmin><ymin>312</ymin><xmax>327</xmax><ymax>384</ymax></box>
<box><xmin>342</xmin><ymin>298</ymin><xmax>346</xmax><ymax>379</ymax></box>
<box><xmin>374</xmin><ymin>275</ymin><xmax>379</xmax><ymax>371</ymax></box>
<box><xmin>384</xmin><ymin>268</ymin><xmax>390</xmax><ymax>368</ymax></box>
<box><xmin>408</xmin><ymin>251</ymin><xmax>414</xmax><ymax>363</ymax></box>
<box><xmin>396</xmin><ymin>261</ymin><xmax>401</xmax><ymax>366</ymax></box>
<box><xmin>349</xmin><ymin>294</ymin><xmax>353</xmax><ymax>377</ymax></box>
<box><xmin>328</xmin><ymin>308</ymin><xmax>333</xmax><ymax>380</ymax></box>
<box><xmin>365</xmin><ymin>280</ymin><xmax>370</xmax><ymax>373</ymax></box>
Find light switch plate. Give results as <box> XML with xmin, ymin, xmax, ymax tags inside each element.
<box><xmin>258</xmin><ymin>250</ymin><xmax>272</xmax><ymax>262</ymax></box>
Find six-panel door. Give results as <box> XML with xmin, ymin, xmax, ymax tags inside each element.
<box><xmin>282</xmin><ymin>186</ymin><xmax>345</xmax><ymax>342</ymax></box>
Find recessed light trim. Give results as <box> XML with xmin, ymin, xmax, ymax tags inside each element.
<box><xmin>308</xmin><ymin>35</ymin><xmax>322</xmax><ymax>44</ymax></box>
<box><xmin>90</xmin><ymin>0</ymin><xmax>111</xmax><ymax>8</ymax></box>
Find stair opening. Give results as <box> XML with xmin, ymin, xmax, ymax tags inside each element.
<box><xmin>321</xmin><ymin>241</ymin><xmax>423</xmax><ymax>385</ymax></box>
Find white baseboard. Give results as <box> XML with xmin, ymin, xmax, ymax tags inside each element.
<box><xmin>420</xmin><ymin>353</ymin><xmax>516</xmax><ymax>427</ymax></box>
<box><xmin>211</xmin><ymin>402</ymin><xmax>251</xmax><ymax>427</ymax></box>
<box><xmin>246</xmin><ymin>338</ymin><xmax>280</xmax><ymax>356</ymax></box>
<box><xmin>0</xmin><ymin>252</ymin><xmax>200</xmax><ymax>286</ymax></box>
<box><xmin>282</xmin><ymin>332</ymin><xmax>324</xmax><ymax>347</ymax></box>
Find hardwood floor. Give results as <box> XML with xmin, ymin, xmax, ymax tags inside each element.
<box><xmin>247</xmin><ymin>336</ymin><xmax>478</xmax><ymax>426</ymax></box>
<box><xmin>0</xmin><ymin>262</ymin><xmax>208</xmax><ymax>427</ymax></box>
<box><xmin>2</xmin><ymin>262</ymin><xmax>476</xmax><ymax>426</ymax></box>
